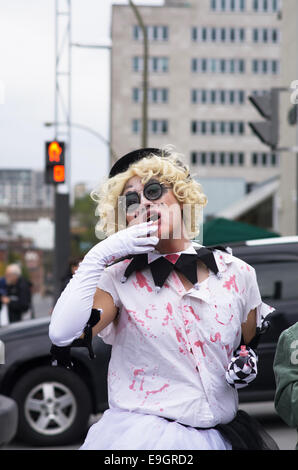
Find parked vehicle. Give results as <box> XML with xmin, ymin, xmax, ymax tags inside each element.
<box><xmin>0</xmin><ymin>236</ymin><xmax>297</xmax><ymax>446</ymax></box>
<box><xmin>229</xmin><ymin>236</ymin><xmax>298</xmax><ymax>402</ymax></box>
<box><xmin>0</xmin><ymin>319</ymin><xmax>111</xmax><ymax>446</ymax></box>
<box><xmin>0</xmin><ymin>394</ymin><xmax>18</xmax><ymax>447</ymax></box>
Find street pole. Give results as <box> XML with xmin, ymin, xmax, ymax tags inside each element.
<box><xmin>53</xmin><ymin>0</ymin><xmax>72</xmax><ymax>304</ymax></box>
<box><xmin>70</xmin><ymin>41</ymin><xmax>116</xmax><ymax>168</ymax></box>
<box><xmin>129</xmin><ymin>0</ymin><xmax>148</xmax><ymax>147</ymax></box>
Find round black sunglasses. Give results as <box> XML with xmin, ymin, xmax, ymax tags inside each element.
<box><xmin>122</xmin><ymin>180</ymin><xmax>171</xmax><ymax>212</ymax></box>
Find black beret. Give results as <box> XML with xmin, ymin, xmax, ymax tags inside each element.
<box><xmin>109</xmin><ymin>148</ymin><xmax>165</xmax><ymax>178</ymax></box>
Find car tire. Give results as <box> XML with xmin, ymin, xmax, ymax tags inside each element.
<box><xmin>11</xmin><ymin>366</ymin><xmax>92</xmax><ymax>446</ymax></box>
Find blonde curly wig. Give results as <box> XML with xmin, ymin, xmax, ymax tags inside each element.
<box><xmin>91</xmin><ymin>146</ymin><xmax>207</xmax><ymax>239</ymax></box>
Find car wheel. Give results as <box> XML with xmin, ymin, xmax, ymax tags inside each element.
<box><xmin>11</xmin><ymin>366</ymin><xmax>92</xmax><ymax>446</ymax></box>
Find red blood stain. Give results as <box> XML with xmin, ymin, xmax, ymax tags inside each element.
<box><xmin>215</xmin><ymin>312</ymin><xmax>234</xmax><ymax>325</ymax></box>
<box><xmin>210</xmin><ymin>332</ymin><xmax>221</xmax><ymax>342</ymax></box>
<box><xmin>225</xmin><ymin>344</ymin><xmax>233</xmax><ymax>357</ymax></box>
<box><xmin>186</xmin><ymin>305</ymin><xmax>200</xmax><ymax>321</ymax></box>
<box><xmin>223</xmin><ymin>274</ymin><xmax>239</xmax><ymax>293</ymax></box>
<box><xmin>246</xmin><ymin>265</ymin><xmax>251</xmax><ymax>271</ymax></box>
<box><xmin>175</xmin><ymin>327</ymin><xmax>187</xmax><ymax>346</ymax></box>
<box><xmin>136</xmin><ymin>272</ymin><xmax>153</xmax><ymax>292</ymax></box>
<box><xmin>194</xmin><ymin>340</ymin><xmax>206</xmax><ymax>357</ymax></box>
<box><xmin>162</xmin><ymin>314</ymin><xmax>169</xmax><ymax>326</ymax></box>
<box><xmin>145</xmin><ymin>383</ymin><xmax>169</xmax><ymax>396</ymax></box>
<box><xmin>166</xmin><ymin>302</ymin><xmax>173</xmax><ymax>316</ymax></box>
<box><xmin>145</xmin><ymin>309</ymin><xmax>152</xmax><ymax>319</ymax></box>
<box><xmin>127</xmin><ymin>309</ymin><xmax>145</xmax><ymax>327</ymax></box>
<box><xmin>129</xmin><ymin>368</ymin><xmax>144</xmax><ymax>391</ymax></box>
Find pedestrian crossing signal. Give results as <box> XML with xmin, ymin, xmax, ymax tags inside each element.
<box><xmin>45</xmin><ymin>141</ymin><xmax>65</xmax><ymax>184</ymax></box>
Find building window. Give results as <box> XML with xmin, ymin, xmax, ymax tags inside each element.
<box><xmin>192</xmin><ymin>58</ymin><xmax>245</xmax><ymax>74</ymax></box>
<box><xmin>132</xmin><ymin>88</ymin><xmax>141</xmax><ymax>103</ymax></box>
<box><xmin>191</xmin><ymin>152</ymin><xmax>197</xmax><ymax>165</ymax></box>
<box><xmin>133</xmin><ymin>25</ymin><xmax>169</xmax><ymax>41</ymax></box>
<box><xmin>210</xmin><ymin>0</ymin><xmax>246</xmax><ymax>11</ymax></box>
<box><xmin>191</xmin><ymin>151</ymin><xmax>245</xmax><ymax>166</ymax></box>
<box><xmin>251</xmin><ymin>89</ymin><xmax>268</xmax><ymax>97</ymax></box>
<box><xmin>252</xmin><ymin>59</ymin><xmax>280</xmax><ymax>75</ymax></box>
<box><xmin>132</xmin><ymin>119</ymin><xmax>141</xmax><ymax>134</ymax></box>
<box><xmin>252</xmin><ymin>0</ymin><xmax>281</xmax><ymax>12</ymax></box>
<box><xmin>191</xmin><ymin>121</ymin><xmax>245</xmax><ymax>135</ymax></box>
<box><xmin>132</xmin><ymin>119</ymin><xmax>169</xmax><ymax>135</ymax></box>
<box><xmin>192</xmin><ymin>27</ymin><xmax>246</xmax><ymax>43</ymax></box>
<box><xmin>151</xmin><ymin>57</ymin><xmax>169</xmax><ymax>72</ymax></box>
<box><xmin>132</xmin><ymin>56</ymin><xmax>169</xmax><ymax>73</ymax></box>
<box><xmin>133</xmin><ymin>88</ymin><xmax>169</xmax><ymax>104</ymax></box>
<box><xmin>251</xmin><ymin>152</ymin><xmax>279</xmax><ymax>166</ymax></box>
<box><xmin>252</xmin><ymin>28</ymin><xmax>280</xmax><ymax>44</ymax></box>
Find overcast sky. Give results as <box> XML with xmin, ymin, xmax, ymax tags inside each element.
<box><xmin>0</xmin><ymin>0</ymin><xmax>163</xmax><ymax>191</ymax></box>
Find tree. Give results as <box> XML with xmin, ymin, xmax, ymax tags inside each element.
<box><xmin>71</xmin><ymin>194</ymin><xmax>99</xmax><ymax>257</ymax></box>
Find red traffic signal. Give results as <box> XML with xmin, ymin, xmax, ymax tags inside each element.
<box><xmin>45</xmin><ymin>141</ymin><xmax>65</xmax><ymax>184</ymax></box>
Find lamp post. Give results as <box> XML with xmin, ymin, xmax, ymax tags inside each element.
<box><xmin>129</xmin><ymin>0</ymin><xmax>148</xmax><ymax>148</ymax></box>
<box><xmin>71</xmin><ymin>0</ymin><xmax>149</xmax><ymax>150</ymax></box>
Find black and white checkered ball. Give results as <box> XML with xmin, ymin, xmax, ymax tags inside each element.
<box><xmin>226</xmin><ymin>347</ymin><xmax>258</xmax><ymax>390</ymax></box>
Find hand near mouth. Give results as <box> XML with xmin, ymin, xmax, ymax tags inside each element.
<box><xmin>128</xmin><ymin>209</ymin><xmax>161</xmax><ymax>227</ymax></box>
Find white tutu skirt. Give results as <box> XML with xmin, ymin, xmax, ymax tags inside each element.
<box><xmin>80</xmin><ymin>408</ymin><xmax>232</xmax><ymax>450</ymax></box>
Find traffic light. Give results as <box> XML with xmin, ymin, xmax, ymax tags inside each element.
<box><xmin>248</xmin><ymin>88</ymin><xmax>279</xmax><ymax>150</ymax></box>
<box><xmin>45</xmin><ymin>141</ymin><xmax>65</xmax><ymax>184</ymax></box>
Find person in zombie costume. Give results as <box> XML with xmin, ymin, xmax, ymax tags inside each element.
<box><xmin>49</xmin><ymin>147</ymin><xmax>278</xmax><ymax>450</ymax></box>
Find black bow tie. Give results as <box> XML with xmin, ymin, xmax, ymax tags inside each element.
<box><xmin>121</xmin><ymin>247</ymin><xmax>220</xmax><ymax>290</ymax></box>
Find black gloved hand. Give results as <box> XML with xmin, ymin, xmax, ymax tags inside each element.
<box><xmin>50</xmin><ymin>308</ymin><xmax>102</xmax><ymax>370</ymax></box>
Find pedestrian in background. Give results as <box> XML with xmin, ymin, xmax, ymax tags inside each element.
<box><xmin>273</xmin><ymin>322</ymin><xmax>298</xmax><ymax>450</ymax></box>
<box><xmin>60</xmin><ymin>258</ymin><xmax>82</xmax><ymax>294</ymax></box>
<box><xmin>0</xmin><ymin>264</ymin><xmax>32</xmax><ymax>324</ymax></box>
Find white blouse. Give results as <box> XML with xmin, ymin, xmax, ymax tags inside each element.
<box><xmin>97</xmin><ymin>244</ymin><xmax>274</xmax><ymax>428</ymax></box>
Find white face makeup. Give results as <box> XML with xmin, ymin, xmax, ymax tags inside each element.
<box><xmin>121</xmin><ymin>176</ymin><xmax>185</xmax><ymax>240</ymax></box>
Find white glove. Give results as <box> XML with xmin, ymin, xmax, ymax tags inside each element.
<box><xmin>49</xmin><ymin>221</ymin><xmax>159</xmax><ymax>346</ymax></box>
